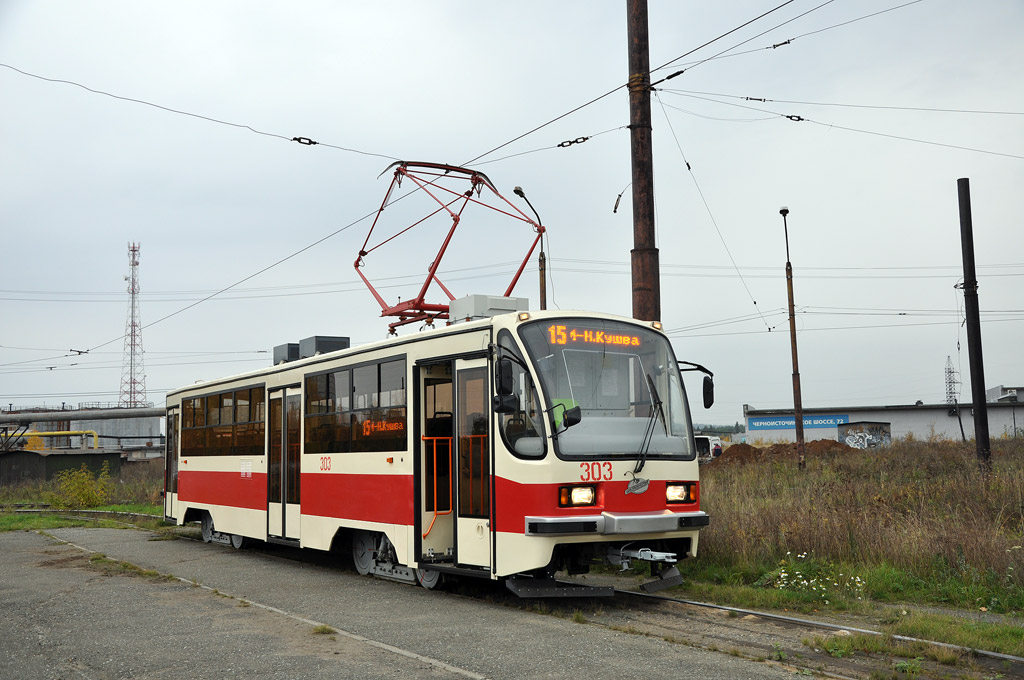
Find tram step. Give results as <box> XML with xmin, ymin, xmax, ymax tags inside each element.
<box><xmin>505</xmin><ymin>578</ymin><xmax>614</xmax><ymax>598</ymax></box>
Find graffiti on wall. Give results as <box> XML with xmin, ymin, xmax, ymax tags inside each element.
<box><xmin>838</xmin><ymin>421</ymin><xmax>891</xmax><ymax>449</ymax></box>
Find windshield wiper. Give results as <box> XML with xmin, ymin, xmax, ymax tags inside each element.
<box><xmin>634</xmin><ymin>373</ymin><xmax>666</xmax><ymax>476</ymax></box>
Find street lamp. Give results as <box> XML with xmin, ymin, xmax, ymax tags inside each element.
<box><xmin>514</xmin><ymin>186</ymin><xmax>546</xmax><ymax>310</ymax></box>
<box><xmin>780</xmin><ymin>207</ymin><xmax>806</xmax><ymax>470</ymax></box>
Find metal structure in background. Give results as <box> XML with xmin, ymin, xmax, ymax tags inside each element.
<box><xmin>627</xmin><ymin>0</ymin><xmax>660</xmax><ymax>323</ymax></box>
<box><xmin>354</xmin><ymin>162</ymin><xmax>545</xmax><ymax>334</ymax></box>
<box><xmin>956</xmin><ymin>178</ymin><xmax>991</xmax><ymax>469</ymax></box>
<box><xmin>118</xmin><ymin>242</ymin><xmax>148</xmax><ymax>408</ymax></box>
<box><xmin>780</xmin><ymin>207</ymin><xmax>806</xmax><ymax>470</ymax></box>
<box><xmin>946</xmin><ymin>355</ymin><xmax>967</xmax><ymax>441</ymax></box>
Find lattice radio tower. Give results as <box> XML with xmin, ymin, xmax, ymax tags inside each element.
<box><xmin>945</xmin><ymin>355</ymin><xmax>960</xmax><ymax>407</ymax></box>
<box><xmin>118</xmin><ymin>242</ymin><xmax>148</xmax><ymax>408</ymax></box>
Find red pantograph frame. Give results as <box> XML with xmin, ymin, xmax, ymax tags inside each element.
<box><xmin>354</xmin><ymin>161</ymin><xmax>544</xmax><ymax>333</ymax></box>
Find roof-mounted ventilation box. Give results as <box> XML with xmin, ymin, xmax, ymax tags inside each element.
<box><xmin>449</xmin><ymin>295</ymin><xmax>529</xmax><ymax>324</ymax></box>
<box><xmin>299</xmin><ymin>336</ymin><xmax>350</xmax><ymax>359</ymax></box>
<box><xmin>273</xmin><ymin>343</ymin><xmax>299</xmax><ymax>365</ymax></box>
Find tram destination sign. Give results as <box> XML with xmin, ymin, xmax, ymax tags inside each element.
<box><xmin>547</xmin><ymin>324</ymin><xmax>642</xmax><ymax>347</ymax></box>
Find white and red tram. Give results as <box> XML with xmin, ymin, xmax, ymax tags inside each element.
<box><xmin>164</xmin><ymin>309</ymin><xmax>711</xmax><ymax>595</ymax></box>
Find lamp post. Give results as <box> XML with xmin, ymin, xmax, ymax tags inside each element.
<box><xmin>780</xmin><ymin>207</ymin><xmax>806</xmax><ymax>470</ymax></box>
<box><xmin>514</xmin><ymin>186</ymin><xmax>546</xmax><ymax>310</ymax></box>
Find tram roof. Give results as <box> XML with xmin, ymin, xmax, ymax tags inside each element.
<box><xmin>166</xmin><ymin>309</ymin><xmax>665</xmax><ymax>401</ymax></box>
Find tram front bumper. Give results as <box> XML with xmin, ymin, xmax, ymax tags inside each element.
<box><xmin>524</xmin><ymin>510</ymin><xmax>709</xmax><ymax>536</ymax></box>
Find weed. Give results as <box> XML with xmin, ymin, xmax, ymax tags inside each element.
<box><xmin>770</xmin><ymin>642</ymin><xmax>787</xmax><ymax>661</ymax></box>
<box><xmin>893</xmin><ymin>656</ymin><xmax>923</xmax><ymax>677</ymax></box>
<box><xmin>312</xmin><ymin>624</ymin><xmax>336</xmax><ymax>635</ymax></box>
<box><xmin>571</xmin><ymin>609</ymin><xmax>586</xmax><ymax>624</ymax></box>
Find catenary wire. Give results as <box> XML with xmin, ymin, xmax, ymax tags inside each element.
<box><xmin>654</xmin><ymin>91</ymin><xmax>776</xmax><ymax>331</ymax></box>
<box><xmin>0</xmin><ymin>63</ymin><xmax>400</xmax><ymax>161</ymax></box>
<box><xmin>658</xmin><ymin>92</ymin><xmax>1024</xmax><ymax>161</ymax></box>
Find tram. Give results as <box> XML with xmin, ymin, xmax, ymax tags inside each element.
<box><xmin>163</xmin><ymin>303</ymin><xmax>712</xmax><ymax>596</ymax></box>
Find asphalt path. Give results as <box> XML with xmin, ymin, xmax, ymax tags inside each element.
<box><xmin>1</xmin><ymin>528</ymin><xmax>797</xmax><ymax>679</ymax></box>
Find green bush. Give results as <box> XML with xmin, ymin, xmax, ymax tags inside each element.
<box><xmin>51</xmin><ymin>462</ymin><xmax>115</xmax><ymax>509</ymax></box>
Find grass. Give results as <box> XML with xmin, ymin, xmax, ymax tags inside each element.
<box><xmin>0</xmin><ymin>460</ymin><xmax>167</xmax><ymax>533</ymax></box>
<box><xmin>86</xmin><ymin>552</ymin><xmax>175</xmax><ymax>582</ymax></box>
<box><xmin>669</xmin><ymin>438</ymin><xmax>1024</xmax><ymax>655</ymax></box>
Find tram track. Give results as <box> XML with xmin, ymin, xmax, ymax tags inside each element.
<box><xmin>614</xmin><ymin>587</ymin><xmax>1024</xmax><ymax>667</ymax></box>
<box><xmin>19</xmin><ymin>512</ymin><xmax>1023</xmax><ymax>678</ymax></box>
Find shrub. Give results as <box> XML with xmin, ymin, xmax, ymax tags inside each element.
<box><xmin>51</xmin><ymin>462</ymin><xmax>114</xmax><ymax>509</ymax></box>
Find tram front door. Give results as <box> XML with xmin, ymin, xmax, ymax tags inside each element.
<box><xmin>419</xmin><ymin>358</ymin><xmax>492</xmax><ymax>570</ymax></box>
<box><xmin>268</xmin><ymin>388</ymin><xmax>301</xmax><ymax>540</ymax></box>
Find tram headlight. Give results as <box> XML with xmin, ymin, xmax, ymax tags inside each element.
<box><xmin>559</xmin><ymin>485</ymin><xmax>596</xmax><ymax>507</ymax></box>
<box><xmin>666</xmin><ymin>482</ymin><xmax>695</xmax><ymax>504</ymax></box>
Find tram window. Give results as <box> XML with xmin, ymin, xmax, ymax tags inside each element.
<box><xmin>220</xmin><ymin>394</ymin><xmax>234</xmax><ymax>426</ymax></box>
<box><xmin>251</xmin><ymin>388</ymin><xmax>266</xmax><ymax>423</ymax></box>
<box><xmin>380</xmin><ymin>360</ymin><xmax>405</xmax><ymax>407</ymax></box>
<box><xmin>236</xmin><ymin>390</ymin><xmax>250</xmax><ymax>423</ymax></box>
<box><xmin>304</xmin><ymin>357</ymin><xmax>406</xmax><ymax>454</ymax></box>
<box><xmin>496</xmin><ymin>332</ymin><xmax>546</xmax><ymax>459</ymax></box>
<box><xmin>352</xmin><ymin>364</ymin><xmax>378</xmax><ymax>410</ymax></box>
<box><xmin>206</xmin><ymin>394</ymin><xmax>221</xmax><ymax>426</ymax></box>
<box><xmin>179</xmin><ymin>387</ymin><xmax>265</xmax><ymax>456</ymax></box>
<box><xmin>306</xmin><ymin>374</ymin><xmax>329</xmax><ymax>414</ymax></box>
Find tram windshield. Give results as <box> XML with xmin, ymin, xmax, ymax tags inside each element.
<box><xmin>519</xmin><ymin>319</ymin><xmax>694</xmax><ymax>460</ymax></box>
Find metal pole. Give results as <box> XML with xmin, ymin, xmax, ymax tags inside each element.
<box><xmin>957</xmin><ymin>178</ymin><xmax>991</xmax><ymax>470</ymax></box>
<box><xmin>538</xmin><ymin>249</ymin><xmax>547</xmax><ymax>310</ymax></box>
<box><xmin>781</xmin><ymin>207</ymin><xmax>806</xmax><ymax>470</ymax></box>
<box><xmin>627</xmin><ymin>0</ymin><xmax>660</xmax><ymax>322</ymax></box>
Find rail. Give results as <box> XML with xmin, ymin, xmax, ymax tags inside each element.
<box><xmin>421</xmin><ymin>436</ymin><xmax>453</xmax><ymax>538</ymax></box>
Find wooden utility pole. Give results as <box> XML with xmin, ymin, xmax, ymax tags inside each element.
<box><xmin>957</xmin><ymin>178</ymin><xmax>991</xmax><ymax>470</ymax></box>
<box><xmin>627</xmin><ymin>0</ymin><xmax>660</xmax><ymax>322</ymax></box>
<box><xmin>780</xmin><ymin>207</ymin><xmax>806</xmax><ymax>470</ymax></box>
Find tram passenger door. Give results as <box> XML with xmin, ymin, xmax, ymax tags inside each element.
<box><xmin>268</xmin><ymin>388</ymin><xmax>301</xmax><ymax>540</ymax></box>
<box><xmin>455</xmin><ymin>360</ymin><xmax>491</xmax><ymax>569</ymax></box>
<box><xmin>418</xmin><ymin>359</ymin><xmax>492</xmax><ymax>570</ymax></box>
<box><xmin>163</xmin><ymin>408</ymin><xmax>179</xmax><ymax>521</ymax></box>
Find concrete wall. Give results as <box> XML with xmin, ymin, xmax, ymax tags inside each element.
<box><xmin>744</xmin><ymin>402</ymin><xmax>1023</xmax><ymax>445</ymax></box>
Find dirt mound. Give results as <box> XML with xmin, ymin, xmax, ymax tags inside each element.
<box><xmin>719</xmin><ymin>439</ymin><xmax>855</xmax><ymax>464</ymax></box>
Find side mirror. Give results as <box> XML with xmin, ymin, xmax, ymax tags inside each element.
<box><xmin>702</xmin><ymin>376</ymin><xmax>715</xmax><ymax>409</ymax></box>
<box><xmin>492</xmin><ymin>394</ymin><xmax>519</xmax><ymax>414</ymax></box>
<box><xmin>495</xmin><ymin>357</ymin><xmax>514</xmax><ymax>396</ymax></box>
<box><xmin>563</xmin><ymin>405</ymin><xmax>582</xmax><ymax>428</ymax></box>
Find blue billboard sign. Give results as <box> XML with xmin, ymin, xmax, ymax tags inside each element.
<box><xmin>748</xmin><ymin>414</ymin><xmax>850</xmax><ymax>431</ymax></box>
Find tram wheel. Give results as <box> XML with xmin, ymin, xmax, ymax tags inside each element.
<box><xmin>200</xmin><ymin>513</ymin><xmax>214</xmax><ymax>543</ymax></box>
<box><xmin>415</xmin><ymin>568</ymin><xmax>442</xmax><ymax>590</ymax></box>
<box><xmin>352</xmin><ymin>531</ymin><xmax>376</xmax><ymax>576</ymax></box>
<box><xmin>230</xmin><ymin>534</ymin><xmax>246</xmax><ymax>550</ymax></box>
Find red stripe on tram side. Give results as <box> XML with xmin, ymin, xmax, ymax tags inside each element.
<box><xmin>493</xmin><ymin>477</ymin><xmax>699</xmax><ymax>534</ymax></box>
<box><xmin>301</xmin><ymin>473</ymin><xmax>415</xmax><ymax>525</ymax></box>
<box><xmin>178</xmin><ymin>470</ymin><xmax>267</xmax><ymax>510</ymax></box>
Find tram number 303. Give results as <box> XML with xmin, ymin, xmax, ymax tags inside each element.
<box><xmin>319</xmin><ymin>456</ymin><xmax>331</xmax><ymax>471</ymax></box>
<box><xmin>580</xmin><ymin>461</ymin><xmax>613</xmax><ymax>482</ymax></box>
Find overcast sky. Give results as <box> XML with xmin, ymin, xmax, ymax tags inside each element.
<box><xmin>2</xmin><ymin>0</ymin><xmax>1022</xmax><ymax>425</ymax></box>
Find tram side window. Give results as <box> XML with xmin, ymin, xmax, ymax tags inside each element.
<box><xmin>497</xmin><ymin>333</ymin><xmax>546</xmax><ymax>459</ymax></box>
<box><xmin>180</xmin><ymin>387</ymin><xmax>266</xmax><ymax>456</ymax></box>
<box><xmin>305</xmin><ymin>358</ymin><xmax>406</xmax><ymax>454</ymax></box>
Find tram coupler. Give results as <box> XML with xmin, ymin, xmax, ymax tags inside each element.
<box><xmin>607</xmin><ymin>547</ymin><xmax>677</xmax><ymax>572</ymax></box>
<box><xmin>607</xmin><ymin>547</ymin><xmax>683</xmax><ymax>593</ymax></box>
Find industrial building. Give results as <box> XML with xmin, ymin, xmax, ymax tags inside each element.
<box><xmin>743</xmin><ymin>384</ymin><xmax>1023</xmax><ymax>448</ymax></box>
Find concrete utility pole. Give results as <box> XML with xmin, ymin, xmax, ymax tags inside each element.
<box><xmin>780</xmin><ymin>207</ymin><xmax>806</xmax><ymax>470</ymax></box>
<box><xmin>957</xmin><ymin>178</ymin><xmax>991</xmax><ymax>470</ymax></box>
<box><xmin>627</xmin><ymin>0</ymin><xmax>660</xmax><ymax>322</ymax></box>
